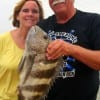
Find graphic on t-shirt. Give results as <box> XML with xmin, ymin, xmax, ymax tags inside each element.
<box><xmin>48</xmin><ymin>29</ymin><xmax>78</xmax><ymax>79</ymax></box>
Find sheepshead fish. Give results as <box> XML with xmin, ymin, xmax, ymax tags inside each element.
<box><xmin>18</xmin><ymin>25</ymin><xmax>63</xmax><ymax>100</ymax></box>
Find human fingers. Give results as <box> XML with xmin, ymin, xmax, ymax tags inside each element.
<box><xmin>47</xmin><ymin>39</ymin><xmax>62</xmax><ymax>55</ymax></box>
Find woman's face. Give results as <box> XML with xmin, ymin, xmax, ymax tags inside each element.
<box><xmin>17</xmin><ymin>1</ymin><xmax>40</xmax><ymax>29</ymax></box>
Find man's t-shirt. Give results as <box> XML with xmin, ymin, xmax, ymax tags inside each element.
<box><xmin>38</xmin><ymin>10</ymin><xmax>100</xmax><ymax>100</ymax></box>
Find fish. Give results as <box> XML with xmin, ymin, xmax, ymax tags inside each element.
<box><xmin>17</xmin><ymin>25</ymin><xmax>63</xmax><ymax>100</ymax></box>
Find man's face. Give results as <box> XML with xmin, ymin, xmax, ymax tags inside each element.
<box><xmin>49</xmin><ymin>0</ymin><xmax>74</xmax><ymax>14</ymax></box>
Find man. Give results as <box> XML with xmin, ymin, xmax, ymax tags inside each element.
<box><xmin>37</xmin><ymin>0</ymin><xmax>100</xmax><ymax>100</ymax></box>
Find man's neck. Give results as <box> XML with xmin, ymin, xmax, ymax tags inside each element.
<box><xmin>56</xmin><ymin>8</ymin><xmax>76</xmax><ymax>24</ymax></box>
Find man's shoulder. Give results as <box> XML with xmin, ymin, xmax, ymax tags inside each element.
<box><xmin>77</xmin><ymin>10</ymin><xmax>100</xmax><ymax>19</ymax></box>
<box><xmin>38</xmin><ymin>15</ymin><xmax>55</xmax><ymax>25</ymax></box>
<box><xmin>37</xmin><ymin>15</ymin><xmax>56</xmax><ymax>32</ymax></box>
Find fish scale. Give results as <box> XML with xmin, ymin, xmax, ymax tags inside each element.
<box><xmin>18</xmin><ymin>25</ymin><xmax>63</xmax><ymax>100</ymax></box>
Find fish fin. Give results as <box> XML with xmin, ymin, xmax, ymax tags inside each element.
<box><xmin>18</xmin><ymin>56</ymin><xmax>26</xmax><ymax>73</ymax></box>
<box><xmin>22</xmin><ymin>54</ymin><xmax>35</xmax><ymax>83</ymax></box>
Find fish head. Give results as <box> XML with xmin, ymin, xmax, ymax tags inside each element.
<box><xmin>26</xmin><ymin>25</ymin><xmax>51</xmax><ymax>54</ymax></box>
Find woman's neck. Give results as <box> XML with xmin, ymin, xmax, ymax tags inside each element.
<box><xmin>10</xmin><ymin>27</ymin><xmax>30</xmax><ymax>49</ymax></box>
<box><xmin>17</xmin><ymin>27</ymin><xmax>30</xmax><ymax>40</ymax></box>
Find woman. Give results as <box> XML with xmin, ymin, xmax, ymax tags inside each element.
<box><xmin>0</xmin><ymin>0</ymin><xmax>44</xmax><ymax>100</ymax></box>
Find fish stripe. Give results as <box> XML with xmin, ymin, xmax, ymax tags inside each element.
<box><xmin>30</xmin><ymin>67</ymin><xmax>56</xmax><ymax>78</ymax></box>
<box><xmin>21</xmin><ymin>84</ymin><xmax>49</xmax><ymax>92</ymax></box>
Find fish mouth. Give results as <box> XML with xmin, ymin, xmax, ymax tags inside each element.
<box><xmin>52</xmin><ymin>0</ymin><xmax>65</xmax><ymax>6</ymax></box>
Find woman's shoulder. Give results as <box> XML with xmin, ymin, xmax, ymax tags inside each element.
<box><xmin>0</xmin><ymin>31</ymin><xmax>11</xmax><ymax>45</ymax></box>
<box><xmin>0</xmin><ymin>31</ymin><xmax>10</xmax><ymax>39</ymax></box>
